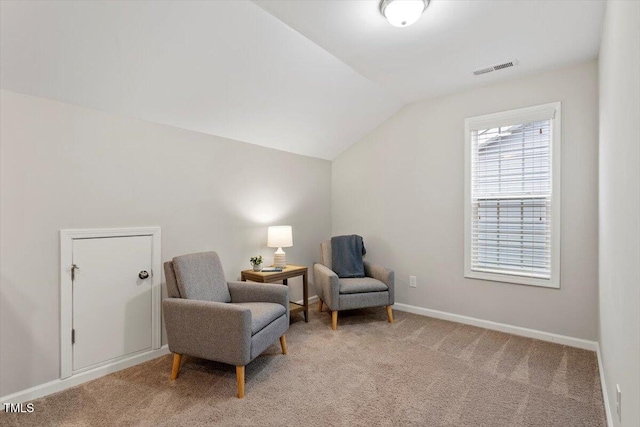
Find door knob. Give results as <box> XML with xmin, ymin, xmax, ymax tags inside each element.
<box><xmin>139</xmin><ymin>270</ymin><xmax>149</xmax><ymax>280</ymax></box>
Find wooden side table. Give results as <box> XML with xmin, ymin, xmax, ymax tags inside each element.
<box><xmin>240</xmin><ymin>265</ymin><xmax>309</xmax><ymax>322</ymax></box>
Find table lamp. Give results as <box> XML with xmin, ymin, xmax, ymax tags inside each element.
<box><xmin>267</xmin><ymin>225</ymin><xmax>293</xmax><ymax>268</ymax></box>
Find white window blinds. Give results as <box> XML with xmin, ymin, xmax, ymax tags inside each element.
<box><xmin>465</xmin><ymin>102</ymin><xmax>561</xmax><ymax>288</ymax></box>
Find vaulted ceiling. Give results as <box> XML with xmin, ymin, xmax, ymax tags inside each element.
<box><xmin>0</xmin><ymin>1</ymin><xmax>605</xmax><ymax>160</ymax></box>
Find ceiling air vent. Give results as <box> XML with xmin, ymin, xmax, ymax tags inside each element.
<box><xmin>473</xmin><ymin>60</ymin><xmax>517</xmax><ymax>76</ymax></box>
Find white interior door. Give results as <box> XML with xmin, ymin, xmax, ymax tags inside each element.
<box><xmin>72</xmin><ymin>235</ymin><xmax>153</xmax><ymax>372</ymax></box>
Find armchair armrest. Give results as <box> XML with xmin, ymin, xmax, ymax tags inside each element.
<box><xmin>228</xmin><ymin>282</ymin><xmax>288</xmax><ymax>306</ymax></box>
<box><xmin>228</xmin><ymin>282</ymin><xmax>289</xmax><ymax>320</ymax></box>
<box><xmin>364</xmin><ymin>261</ymin><xmax>395</xmax><ymax>305</ymax></box>
<box><xmin>313</xmin><ymin>263</ymin><xmax>340</xmax><ymax>310</ymax></box>
<box><xmin>162</xmin><ymin>298</ymin><xmax>252</xmax><ymax>366</ymax></box>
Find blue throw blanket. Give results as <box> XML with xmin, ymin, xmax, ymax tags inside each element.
<box><xmin>331</xmin><ymin>235</ymin><xmax>366</xmax><ymax>278</ymax></box>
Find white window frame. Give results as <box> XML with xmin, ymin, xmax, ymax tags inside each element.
<box><xmin>464</xmin><ymin>102</ymin><xmax>561</xmax><ymax>288</ymax></box>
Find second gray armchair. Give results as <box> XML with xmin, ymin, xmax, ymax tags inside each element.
<box><xmin>163</xmin><ymin>251</ymin><xmax>289</xmax><ymax>398</ymax></box>
<box><xmin>314</xmin><ymin>240</ymin><xmax>395</xmax><ymax>330</ymax></box>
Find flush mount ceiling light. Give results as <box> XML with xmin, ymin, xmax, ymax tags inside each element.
<box><xmin>380</xmin><ymin>0</ymin><xmax>430</xmax><ymax>28</ymax></box>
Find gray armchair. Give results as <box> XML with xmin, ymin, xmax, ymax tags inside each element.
<box><xmin>163</xmin><ymin>251</ymin><xmax>289</xmax><ymax>398</ymax></box>
<box><xmin>314</xmin><ymin>240</ymin><xmax>395</xmax><ymax>330</ymax></box>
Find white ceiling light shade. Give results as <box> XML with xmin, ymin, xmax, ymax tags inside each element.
<box><xmin>380</xmin><ymin>0</ymin><xmax>430</xmax><ymax>28</ymax></box>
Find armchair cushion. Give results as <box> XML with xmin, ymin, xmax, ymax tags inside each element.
<box><xmin>234</xmin><ymin>302</ymin><xmax>286</xmax><ymax>334</ymax></box>
<box><xmin>172</xmin><ymin>252</ymin><xmax>231</xmax><ymax>303</ymax></box>
<box><xmin>339</xmin><ymin>277</ymin><xmax>388</xmax><ymax>294</ymax></box>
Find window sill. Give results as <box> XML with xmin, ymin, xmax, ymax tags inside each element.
<box><xmin>464</xmin><ymin>269</ymin><xmax>559</xmax><ymax>289</ymax></box>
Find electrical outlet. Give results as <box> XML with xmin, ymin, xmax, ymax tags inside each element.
<box><xmin>616</xmin><ymin>384</ymin><xmax>621</xmax><ymax>422</ymax></box>
<box><xmin>409</xmin><ymin>275</ymin><xmax>417</xmax><ymax>288</ymax></box>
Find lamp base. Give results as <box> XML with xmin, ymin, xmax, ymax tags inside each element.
<box><xmin>273</xmin><ymin>248</ymin><xmax>287</xmax><ymax>268</ymax></box>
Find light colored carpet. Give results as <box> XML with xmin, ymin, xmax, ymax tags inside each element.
<box><xmin>1</xmin><ymin>308</ymin><xmax>606</xmax><ymax>426</ymax></box>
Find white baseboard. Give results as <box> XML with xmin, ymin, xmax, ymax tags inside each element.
<box><xmin>1</xmin><ymin>346</ymin><xmax>170</xmax><ymax>404</ymax></box>
<box><xmin>596</xmin><ymin>343</ymin><xmax>614</xmax><ymax>427</ymax></box>
<box><xmin>393</xmin><ymin>303</ymin><xmax>598</xmax><ymax>351</ymax></box>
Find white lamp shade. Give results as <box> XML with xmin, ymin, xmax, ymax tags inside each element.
<box><xmin>267</xmin><ymin>226</ymin><xmax>293</xmax><ymax>248</ymax></box>
<box><xmin>381</xmin><ymin>0</ymin><xmax>426</xmax><ymax>27</ymax></box>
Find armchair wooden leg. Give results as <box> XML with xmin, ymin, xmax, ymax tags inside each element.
<box><xmin>171</xmin><ymin>353</ymin><xmax>182</xmax><ymax>380</ymax></box>
<box><xmin>318</xmin><ymin>299</ymin><xmax>323</xmax><ymax>312</ymax></box>
<box><xmin>386</xmin><ymin>305</ymin><xmax>394</xmax><ymax>323</ymax></box>
<box><xmin>236</xmin><ymin>366</ymin><xmax>245</xmax><ymax>398</ymax></box>
<box><xmin>280</xmin><ymin>335</ymin><xmax>288</xmax><ymax>355</ymax></box>
<box><xmin>331</xmin><ymin>310</ymin><xmax>338</xmax><ymax>330</ymax></box>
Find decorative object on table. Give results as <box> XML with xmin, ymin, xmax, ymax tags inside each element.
<box><xmin>314</xmin><ymin>236</ymin><xmax>395</xmax><ymax>331</ymax></box>
<box><xmin>267</xmin><ymin>225</ymin><xmax>293</xmax><ymax>268</ymax></box>
<box><xmin>261</xmin><ymin>267</ymin><xmax>283</xmax><ymax>272</ymax></box>
<box><xmin>250</xmin><ymin>255</ymin><xmax>263</xmax><ymax>271</ymax></box>
<box><xmin>163</xmin><ymin>251</ymin><xmax>289</xmax><ymax>398</ymax></box>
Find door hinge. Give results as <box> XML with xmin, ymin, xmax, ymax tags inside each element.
<box><xmin>71</xmin><ymin>264</ymin><xmax>79</xmax><ymax>281</ymax></box>
<box><xmin>72</xmin><ymin>329</ymin><xmax>75</xmax><ymax>344</ymax></box>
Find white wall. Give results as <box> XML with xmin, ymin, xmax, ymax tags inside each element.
<box><xmin>0</xmin><ymin>90</ymin><xmax>331</xmax><ymax>397</ymax></box>
<box><xmin>332</xmin><ymin>61</ymin><xmax>599</xmax><ymax>340</ymax></box>
<box><xmin>598</xmin><ymin>0</ymin><xmax>640</xmax><ymax>425</ymax></box>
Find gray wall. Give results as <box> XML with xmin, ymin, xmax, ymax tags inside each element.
<box><xmin>0</xmin><ymin>90</ymin><xmax>331</xmax><ymax>396</ymax></box>
<box><xmin>332</xmin><ymin>61</ymin><xmax>599</xmax><ymax>340</ymax></box>
<box><xmin>598</xmin><ymin>1</ymin><xmax>640</xmax><ymax>425</ymax></box>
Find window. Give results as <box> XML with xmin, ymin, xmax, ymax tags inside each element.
<box><xmin>464</xmin><ymin>102</ymin><xmax>561</xmax><ymax>288</ymax></box>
